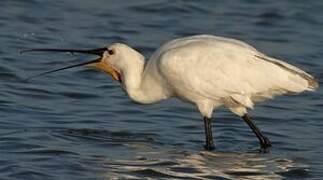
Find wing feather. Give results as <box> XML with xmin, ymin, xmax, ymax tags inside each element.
<box><xmin>155</xmin><ymin>35</ymin><xmax>316</xmax><ymax>107</ymax></box>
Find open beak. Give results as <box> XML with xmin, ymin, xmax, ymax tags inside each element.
<box><xmin>22</xmin><ymin>47</ymin><xmax>121</xmax><ymax>82</ymax></box>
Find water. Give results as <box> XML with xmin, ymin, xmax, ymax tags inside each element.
<box><xmin>1</xmin><ymin>0</ymin><xmax>323</xmax><ymax>179</ymax></box>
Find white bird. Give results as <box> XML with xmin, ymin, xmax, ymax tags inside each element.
<box><xmin>23</xmin><ymin>34</ymin><xmax>319</xmax><ymax>150</ymax></box>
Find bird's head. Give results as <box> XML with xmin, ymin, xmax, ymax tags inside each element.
<box><xmin>22</xmin><ymin>43</ymin><xmax>145</xmax><ymax>83</ymax></box>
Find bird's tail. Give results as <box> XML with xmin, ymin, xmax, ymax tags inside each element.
<box><xmin>256</xmin><ymin>54</ymin><xmax>319</xmax><ymax>91</ymax></box>
<box><xmin>302</xmin><ymin>74</ymin><xmax>319</xmax><ymax>91</ymax></box>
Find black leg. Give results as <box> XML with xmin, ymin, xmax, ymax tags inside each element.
<box><xmin>242</xmin><ymin>114</ymin><xmax>271</xmax><ymax>149</ymax></box>
<box><xmin>203</xmin><ymin>117</ymin><xmax>215</xmax><ymax>150</ymax></box>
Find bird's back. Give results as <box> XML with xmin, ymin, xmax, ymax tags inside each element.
<box><xmin>146</xmin><ymin>35</ymin><xmax>318</xmax><ymax>109</ymax></box>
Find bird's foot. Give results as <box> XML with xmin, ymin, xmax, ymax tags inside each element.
<box><xmin>259</xmin><ymin>136</ymin><xmax>271</xmax><ymax>153</ymax></box>
<box><xmin>260</xmin><ymin>136</ymin><xmax>271</xmax><ymax>148</ymax></box>
<box><xmin>204</xmin><ymin>144</ymin><xmax>215</xmax><ymax>151</ymax></box>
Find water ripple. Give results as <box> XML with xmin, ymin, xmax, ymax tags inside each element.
<box><xmin>0</xmin><ymin>0</ymin><xmax>322</xmax><ymax>179</ymax></box>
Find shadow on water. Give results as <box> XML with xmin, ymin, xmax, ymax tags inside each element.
<box><xmin>62</xmin><ymin>128</ymin><xmax>158</xmax><ymax>143</ymax></box>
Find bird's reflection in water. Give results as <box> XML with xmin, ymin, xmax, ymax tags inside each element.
<box><xmin>61</xmin><ymin>128</ymin><xmax>310</xmax><ymax>179</ymax></box>
<box><xmin>105</xmin><ymin>150</ymin><xmax>309</xmax><ymax>179</ymax></box>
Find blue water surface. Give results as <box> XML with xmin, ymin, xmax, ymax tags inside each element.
<box><xmin>0</xmin><ymin>0</ymin><xmax>323</xmax><ymax>179</ymax></box>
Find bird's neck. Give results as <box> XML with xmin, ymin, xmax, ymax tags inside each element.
<box><xmin>122</xmin><ymin>58</ymin><xmax>171</xmax><ymax>104</ymax></box>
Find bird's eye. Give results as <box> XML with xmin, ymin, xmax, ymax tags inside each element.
<box><xmin>108</xmin><ymin>49</ymin><xmax>115</xmax><ymax>55</ymax></box>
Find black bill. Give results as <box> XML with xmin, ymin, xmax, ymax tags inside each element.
<box><xmin>25</xmin><ymin>58</ymin><xmax>101</xmax><ymax>81</ymax></box>
<box><xmin>20</xmin><ymin>47</ymin><xmax>107</xmax><ymax>56</ymax></box>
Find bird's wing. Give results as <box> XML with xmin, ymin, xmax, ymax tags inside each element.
<box><xmin>157</xmin><ymin>35</ymin><xmax>314</xmax><ymax>108</ymax></box>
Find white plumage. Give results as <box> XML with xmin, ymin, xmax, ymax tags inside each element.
<box><xmin>114</xmin><ymin>35</ymin><xmax>318</xmax><ymax>118</ymax></box>
<box><xmin>25</xmin><ymin>34</ymin><xmax>319</xmax><ymax>150</ymax></box>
